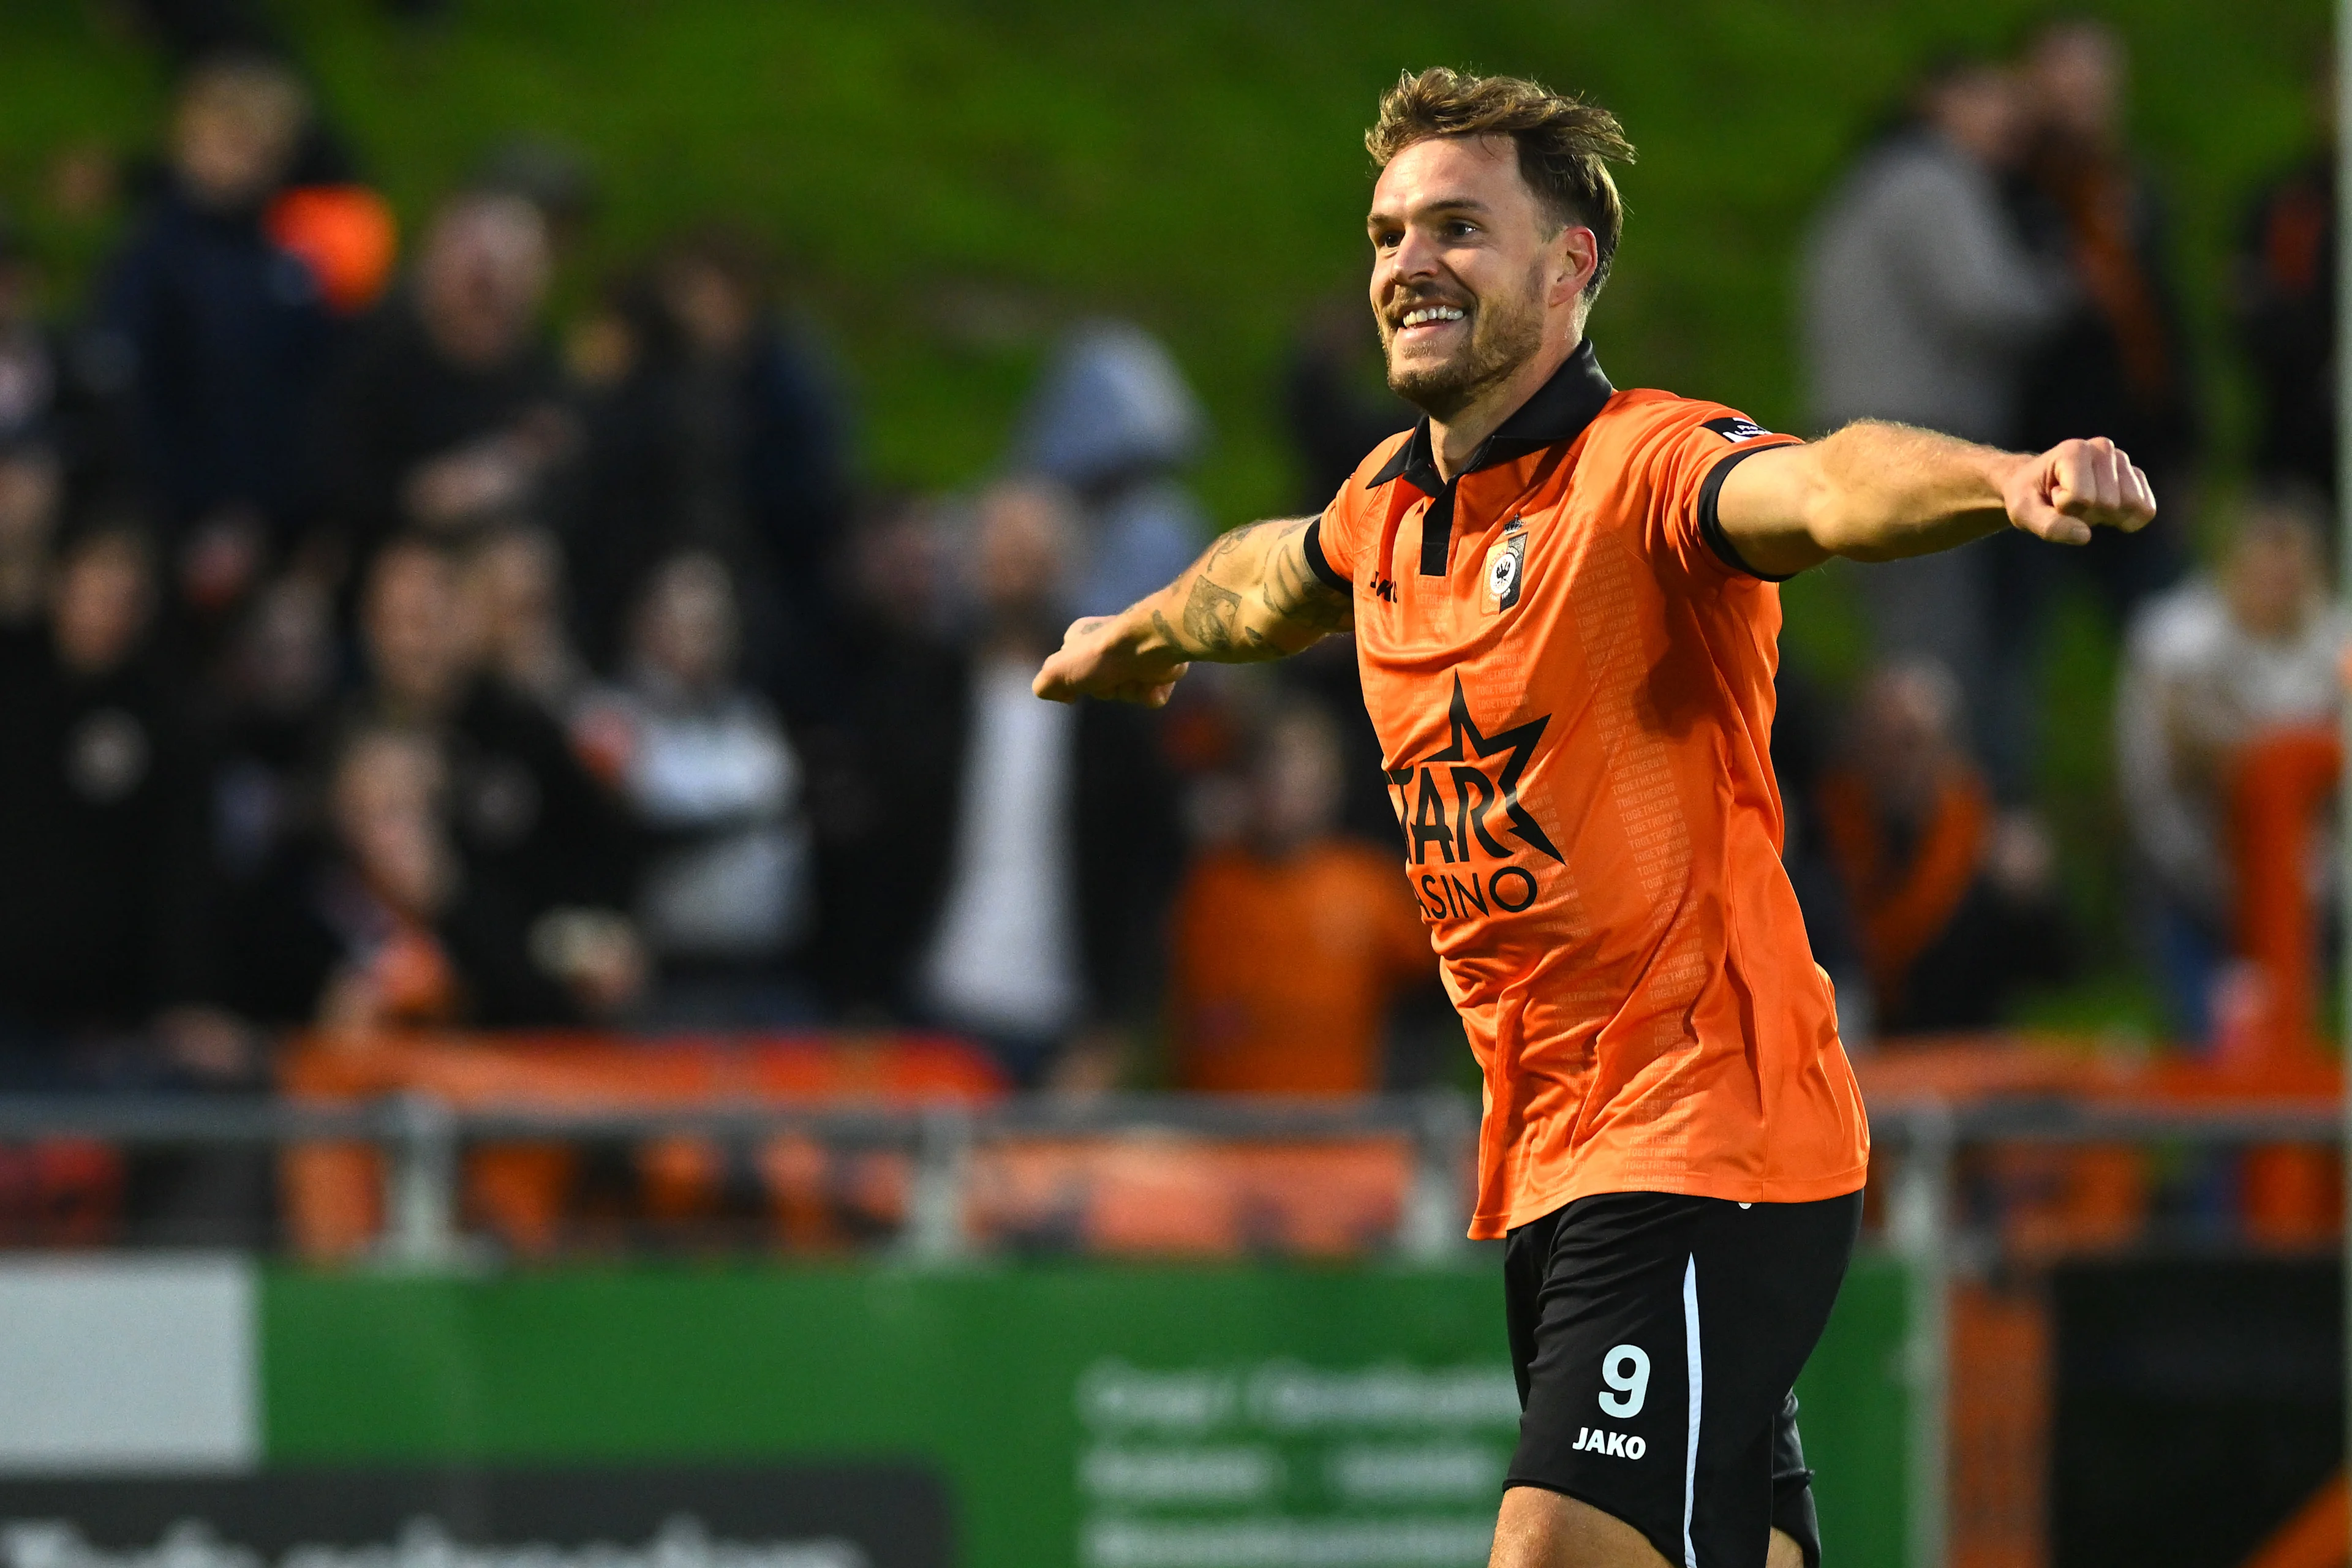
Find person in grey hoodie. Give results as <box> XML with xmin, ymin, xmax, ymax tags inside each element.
<box><xmin>1009</xmin><ymin>320</ymin><xmax>1209</xmax><ymax>618</ymax></box>
<box><xmin>1803</xmin><ymin>58</ymin><xmax>2073</xmax><ymax>782</ymax></box>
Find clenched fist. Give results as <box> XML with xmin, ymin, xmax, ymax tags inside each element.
<box><xmin>1033</xmin><ymin>612</ymin><xmax>1191</xmax><ymax>707</ymax></box>
<box><xmin>2002</xmin><ymin>436</ymin><xmax>2157</xmax><ymax>547</ymax></box>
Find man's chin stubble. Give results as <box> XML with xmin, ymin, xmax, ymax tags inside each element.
<box><xmin>1389</xmin><ymin>355</ymin><xmax>1512</xmax><ymax>421</ymax></box>
<box><xmin>1385</xmin><ymin>306</ymin><xmax>1546</xmax><ymax>420</ymax></box>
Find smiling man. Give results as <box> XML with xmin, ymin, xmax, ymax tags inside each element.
<box><xmin>1035</xmin><ymin>67</ymin><xmax>2153</xmax><ymax>1568</ymax></box>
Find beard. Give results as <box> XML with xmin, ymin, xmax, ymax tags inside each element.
<box><xmin>1379</xmin><ymin>262</ymin><xmax>1549</xmax><ymax>420</ymax></box>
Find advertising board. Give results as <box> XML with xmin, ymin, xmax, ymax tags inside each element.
<box><xmin>0</xmin><ymin>1259</ymin><xmax>1910</xmax><ymax>1568</ymax></box>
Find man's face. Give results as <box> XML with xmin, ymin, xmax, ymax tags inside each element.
<box><xmin>53</xmin><ymin>535</ymin><xmax>153</xmax><ymax>677</ymax></box>
<box><xmin>636</xmin><ymin>552</ymin><xmax>738</xmax><ymax>690</ymax></box>
<box><xmin>1366</xmin><ymin>135</ymin><xmax>1593</xmax><ymax>419</ymax></box>
<box><xmin>974</xmin><ymin>481</ymin><xmax>1073</xmax><ymax>624</ymax></box>
<box><xmin>2222</xmin><ymin>514</ymin><xmax>2321</xmax><ymax>641</ymax></box>
<box><xmin>235</xmin><ymin>578</ymin><xmax>331</xmax><ymax>714</ymax></box>
<box><xmin>660</xmin><ymin>258</ymin><xmax>755</xmax><ymax>358</ymax></box>
<box><xmin>1856</xmin><ymin>667</ymin><xmax>1958</xmax><ymax>819</ymax></box>
<box><xmin>364</xmin><ymin>548</ymin><xmax>477</xmax><ymax>715</ymax></box>
<box><xmin>1252</xmin><ymin>712</ymin><xmax>1341</xmax><ymax>852</ymax></box>
<box><xmin>0</xmin><ymin>451</ymin><xmax>61</xmax><ymax>551</ymax></box>
<box><xmin>2029</xmin><ymin>24</ymin><xmax>2124</xmax><ymax>144</ymax></box>
<box><xmin>1926</xmin><ymin>69</ymin><xmax>2027</xmax><ymax>168</ymax></box>
<box><xmin>332</xmin><ymin>730</ymin><xmax>450</xmax><ymax>918</ymax></box>
<box><xmin>172</xmin><ymin>86</ymin><xmax>302</xmax><ymax>213</ymax></box>
<box><xmin>417</xmin><ymin>197</ymin><xmax>550</xmax><ymax>369</ymax></box>
<box><xmin>468</xmin><ymin>529</ymin><xmax>562</xmax><ymax>644</ymax></box>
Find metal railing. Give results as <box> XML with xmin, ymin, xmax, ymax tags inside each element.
<box><xmin>0</xmin><ymin>1090</ymin><xmax>1486</xmax><ymax>1267</ymax></box>
<box><xmin>0</xmin><ymin>1088</ymin><xmax>2340</xmax><ymax>1568</ymax></box>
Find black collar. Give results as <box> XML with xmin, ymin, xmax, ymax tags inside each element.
<box><xmin>1368</xmin><ymin>337</ymin><xmax>1616</xmax><ymax>494</ymax></box>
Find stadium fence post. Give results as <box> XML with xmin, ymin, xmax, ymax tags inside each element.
<box><xmin>2337</xmin><ymin>2</ymin><xmax>2352</xmax><ymax>1558</ymax></box>
<box><xmin>900</xmin><ymin>1105</ymin><xmax>975</xmax><ymax>1264</ymax></box>
<box><xmin>380</xmin><ymin>1091</ymin><xmax>462</xmax><ymax>1269</ymax></box>
<box><xmin>1397</xmin><ymin>1091</ymin><xmax>1476</xmax><ymax>1265</ymax></box>
<box><xmin>1889</xmin><ymin>1104</ymin><xmax>1954</xmax><ymax>1568</ymax></box>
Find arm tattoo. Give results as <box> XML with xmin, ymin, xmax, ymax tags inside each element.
<box><xmin>1180</xmin><ymin>575</ymin><xmax>1245</xmax><ymax>651</ymax></box>
<box><xmin>1156</xmin><ymin>518</ymin><xmax>1348</xmax><ymax>663</ymax></box>
<box><xmin>1266</xmin><ymin>518</ymin><xmax>1354</xmax><ymax>633</ymax></box>
<box><xmin>1204</xmin><ymin>521</ymin><xmax>1263</xmax><ymax>571</ymax></box>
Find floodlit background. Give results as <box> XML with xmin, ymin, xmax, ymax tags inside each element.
<box><xmin>0</xmin><ymin>3</ymin><xmax>2339</xmax><ymax>1567</ymax></box>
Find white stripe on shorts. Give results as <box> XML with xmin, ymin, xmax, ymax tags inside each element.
<box><xmin>1681</xmin><ymin>1252</ymin><xmax>1702</xmax><ymax>1568</ymax></box>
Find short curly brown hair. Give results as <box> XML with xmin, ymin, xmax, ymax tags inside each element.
<box><xmin>1366</xmin><ymin>67</ymin><xmax>1637</xmax><ymax>298</ymax></box>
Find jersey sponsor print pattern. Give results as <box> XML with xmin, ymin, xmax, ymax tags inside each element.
<box><xmin>1303</xmin><ymin>340</ymin><xmax>1871</xmax><ymax>1238</ymax></box>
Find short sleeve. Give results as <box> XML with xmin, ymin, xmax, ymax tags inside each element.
<box><xmin>1306</xmin><ymin>431</ymin><xmax>1411</xmax><ymax>592</ymax></box>
<box><xmin>1303</xmin><ymin>505</ymin><xmax>1351</xmax><ymax>592</ymax></box>
<box><xmin>1636</xmin><ymin>406</ymin><xmax>1804</xmax><ymax>586</ymax></box>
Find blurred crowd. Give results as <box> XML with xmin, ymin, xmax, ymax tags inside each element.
<box><xmin>0</xmin><ymin>36</ymin><xmax>1457</xmax><ymax>1152</ymax></box>
<box><xmin>0</xmin><ymin>10</ymin><xmax>2339</xmax><ymax>1180</ymax></box>
<box><xmin>1798</xmin><ymin>17</ymin><xmax>2344</xmax><ymax>1049</ymax></box>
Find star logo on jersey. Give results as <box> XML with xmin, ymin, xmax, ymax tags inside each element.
<box><xmin>1386</xmin><ymin>676</ymin><xmax>1561</xmax><ymax>869</ymax></box>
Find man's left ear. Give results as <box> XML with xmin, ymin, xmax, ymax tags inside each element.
<box><xmin>1555</xmin><ymin>227</ymin><xmax>1598</xmax><ymax>303</ymax></box>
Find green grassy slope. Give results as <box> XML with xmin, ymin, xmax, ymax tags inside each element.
<box><xmin>1</xmin><ymin>0</ymin><xmax>2326</xmax><ymax>518</ymax></box>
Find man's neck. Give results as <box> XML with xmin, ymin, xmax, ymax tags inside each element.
<box><xmin>1428</xmin><ymin>328</ymin><xmax>1583</xmax><ymax>482</ymax></box>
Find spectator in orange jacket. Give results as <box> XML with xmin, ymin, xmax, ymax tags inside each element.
<box><xmin>1817</xmin><ymin>661</ymin><xmax>2075</xmax><ymax>1036</ymax></box>
<box><xmin>1169</xmin><ymin>698</ymin><xmax>1431</xmax><ymax>1095</ymax></box>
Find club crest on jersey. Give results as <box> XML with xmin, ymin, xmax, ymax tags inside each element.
<box><xmin>1702</xmin><ymin>415</ymin><xmax>1773</xmax><ymax>443</ymax></box>
<box><xmin>1480</xmin><ymin>522</ymin><xmax>1528</xmax><ymax>616</ymax></box>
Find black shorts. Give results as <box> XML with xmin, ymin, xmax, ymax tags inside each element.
<box><xmin>1503</xmin><ymin>1190</ymin><xmax>1861</xmax><ymax>1568</ymax></box>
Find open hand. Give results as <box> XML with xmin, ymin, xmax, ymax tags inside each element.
<box><xmin>1033</xmin><ymin>614</ymin><xmax>1190</xmax><ymax>706</ymax></box>
<box><xmin>2003</xmin><ymin>436</ymin><xmax>2157</xmax><ymax>546</ymax></box>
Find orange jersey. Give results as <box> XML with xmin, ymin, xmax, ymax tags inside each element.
<box><xmin>1304</xmin><ymin>341</ymin><xmax>1869</xmax><ymax>1237</ymax></box>
<box><xmin>1170</xmin><ymin>839</ymin><xmax>1434</xmax><ymax>1095</ymax></box>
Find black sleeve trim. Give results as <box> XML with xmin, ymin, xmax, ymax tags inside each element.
<box><xmin>1302</xmin><ymin>518</ymin><xmax>1349</xmax><ymax>593</ymax></box>
<box><xmin>1696</xmin><ymin>443</ymin><xmax>1798</xmax><ymax>582</ymax></box>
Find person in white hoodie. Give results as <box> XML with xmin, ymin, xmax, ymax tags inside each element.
<box><xmin>2115</xmin><ymin>489</ymin><xmax>2348</xmax><ymax>1044</ymax></box>
<box><xmin>590</xmin><ymin>548</ymin><xmax>813</xmax><ymax>1025</ymax></box>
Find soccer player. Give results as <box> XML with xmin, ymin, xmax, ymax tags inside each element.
<box><xmin>1034</xmin><ymin>69</ymin><xmax>2155</xmax><ymax>1568</ymax></box>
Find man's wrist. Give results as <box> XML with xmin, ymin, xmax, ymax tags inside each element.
<box><xmin>1984</xmin><ymin>448</ymin><xmax>2032</xmax><ymax>524</ymax></box>
<box><xmin>1128</xmin><ymin>597</ymin><xmax>1192</xmax><ymax>663</ymax></box>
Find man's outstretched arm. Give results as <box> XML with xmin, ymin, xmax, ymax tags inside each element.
<box><xmin>1033</xmin><ymin>514</ymin><xmax>1353</xmax><ymax>706</ymax></box>
<box><xmin>1715</xmin><ymin>423</ymin><xmax>2158</xmax><ymax>579</ymax></box>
